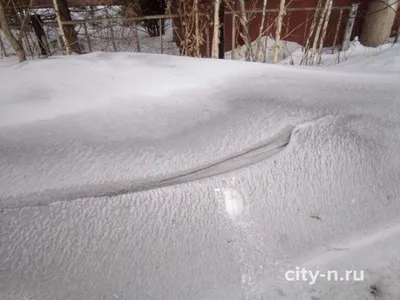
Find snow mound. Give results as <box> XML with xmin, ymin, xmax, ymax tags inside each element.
<box><xmin>1</xmin><ymin>50</ymin><xmax>400</xmax><ymax>300</ymax></box>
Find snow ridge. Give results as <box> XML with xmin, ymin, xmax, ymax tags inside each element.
<box><xmin>1</xmin><ymin>126</ymin><xmax>294</xmax><ymax>210</ymax></box>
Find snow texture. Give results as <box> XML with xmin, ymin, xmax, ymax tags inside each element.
<box><xmin>1</xmin><ymin>48</ymin><xmax>400</xmax><ymax>300</ymax></box>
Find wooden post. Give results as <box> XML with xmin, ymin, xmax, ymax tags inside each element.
<box><xmin>341</xmin><ymin>3</ymin><xmax>359</xmax><ymax>51</ymax></box>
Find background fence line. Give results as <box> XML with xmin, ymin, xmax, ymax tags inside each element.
<box><xmin>0</xmin><ymin>4</ymin><xmax>365</xmax><ymax>65</ymax></box>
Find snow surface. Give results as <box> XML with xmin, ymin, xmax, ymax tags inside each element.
<box><xmin>1</xmin><ymin>48</ymin><xmax>400</xmax><ymax>300</ymax></box>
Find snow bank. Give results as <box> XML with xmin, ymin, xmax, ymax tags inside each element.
<box><xmin>280</xmin><ymin>38</ymin><xmax>400</xmax><ymax>68</ymax></box>
<box><xmin>225</xmin><ymin>35</ymin><xmax>400</xmax><ymax>68</ymax></box>
<box><xmin>330</xmin><ymin>42</ymin><xmax>400</xmax><ymax>73</ymax></box>
<box><xmin>1</xmin><ymin>49</ymin><xmax>400</xmax><ymax>300</ymax></box>
<box><xmin>225</xmin><ymin>36</ymin><xmax>302</xmax><ymax>63</ymax></box>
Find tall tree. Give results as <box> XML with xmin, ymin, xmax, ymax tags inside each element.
<box><xmin>273</xmin><ymin>0</ymin><xmax>285</xmax><ymax>63</ymax></box>
<box><xmin>238</xmin><ymin>0</ymin><xmax>252</xmax><ymax>61</ymax></box>
<box><xmin>0</xmin><ymin>0</ymin><xmax>26</xmax><ymax>62</ymax></box>
<box><xmin>211</xmin><ymin>0</ymin><xmax>220</xmax><ymax>58</ymax></box>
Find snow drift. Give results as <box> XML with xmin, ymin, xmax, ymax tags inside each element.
<box><xmin>1</xmin><ymin>49</ymin><xmax>400</xmax><ymax>300</ymax></box>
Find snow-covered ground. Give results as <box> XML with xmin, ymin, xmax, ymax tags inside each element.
<box><xmin>280</xmin><ymin>37</ymin><xmax>400</xmax><ymax>67</ymax></box>
<box><xmin>225</xmin><ymin>35</ymin><xmax>400</xmax><ymax>66</ymax></box>
<box><xmin>1</xmin><ymin>46</ymin><xmax>400</xmax><ymax>300</ymax></box>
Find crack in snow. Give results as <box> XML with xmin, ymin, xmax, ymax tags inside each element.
<box><xmin>1</xmin><ymin>126</ymin><xmax>295</xmax><ymax>210</ymax></box>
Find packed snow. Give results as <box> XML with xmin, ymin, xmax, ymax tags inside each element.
<box><xmin>1</xmin><ymin>46</ymin><xmax>400</xmax><ymax>300</ymax></box>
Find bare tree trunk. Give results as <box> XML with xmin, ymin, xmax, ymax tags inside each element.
<box><xmin>83</xmin><ymin>22</ymin><xmax>92</xmax><ymax>52</ymax></box>
<box><xmin>182</xmin><ymin>1</ymin><xmax>189</xmax><ymax>56</ymax></box>
<box><xmin>212</xmin><ymin>0</ymin><xmax>220</xmax><ymax>58</ymax></box>
<box><xmin>13</xmin><ymin>0</ymin><xmax>34</xmax><ymax>47</ymax></box>
<box><xmin>316</xmin><ymin>0</ymin><xmax>332</xmax><ymax>65</ymax></box>
<box><xmin>194</xmin><ymin>0</ymin><xmax>200</xmax><ymax>57</ymax></box>
<box><xmin>255</xmin><ymin>0</ymin><xmax>268</xmax><ymax>62</ymax></box>
<box><xmin>332</xmin><ymin>9</ymin><xmax>343</xmax><ymax>54</ymax></box>
<box><xmin>238</xmin><ymin>0</ymin><xmax>252</xmax><ymax>61</ymax></box>
<box><xmin>231</xmin><ymin>13</ymin><xmax>236</xmax><ymax>59</ymax></box>
<box><xmin>341</xmin><ymin>3</ymin><xmax>359</xmax><ymax>51</ymax></box>
<box><xmin>0</xmin><ymin>32</ymin><xmax>7</xmax><ymax>57</ymax></box>
<box><xmin>17</xmin><ymin>0</ymin><xmax>34</xmax><ymax>42</ymax></box>
<box><xmin>273</xmin><ymin>0</ymin><xmax>286</xmax><ymax>63</ymax></box>
<box><xmin>206</xmin><ymin>19</ymin><xmax>210</xmax><ymax>57</ymax></box>
<box><xmin>159</xmin><ymin>18</ymin><xmax>163</xmax><ymax>54</ymax></box>
<box><xmin>308</xmin><ymin>0</ymin><xmax>328</xmax><ymax>65</ymax></box>
<box><xmin>0</xmin><ymin>0</ymin><xmax>26</xmax><ymax>62</ymax></box>
<box><xmin>263</xmin><ymin>13</ymin><xmax>270</xmax><ymax>62</ymax></box>
<box><xmin>301</xmin><ymin>0</ymin><xmax>321</xmax><ymax>65</ymax></box>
